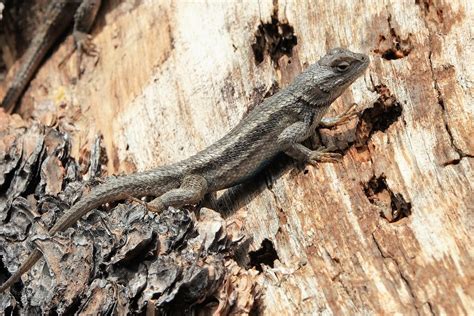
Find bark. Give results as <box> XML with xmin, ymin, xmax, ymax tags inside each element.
<box><xmin>0</xmin><ymin>0</ymin><xmax>472</xmax><ymax>315</ymax></box>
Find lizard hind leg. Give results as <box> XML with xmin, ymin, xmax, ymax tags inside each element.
<box><xmin>147</xmin><ymin>175</ymin><xmax>208</xmax><ymax>213</ymax></box>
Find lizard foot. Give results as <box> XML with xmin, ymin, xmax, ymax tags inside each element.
<box><xmin>127</xmin><ymin>196</ymin><xmax>161</xmax><ymax>213</ymax></box>
<box><xmin>74</xmin><ymin>31</ymin><xmax>98</xmax><ymax>56</ymax></box>
<box><xmin>320</xmin><ymin>103</ymin><xmax>358</xmax><ymax>128</ymax></box>
<box><xmin>74</xmin><ymin>31</ymin><xmax>99</xmax><ymax>77</ymax></box>
<box><xmin>147</xmin><ymin>198</ymin><xmax>165</xmax><ymax>213</ymax></box>
<box><xmin>307</xmin><ymin>147</ymin><xmax>342</xmax><ymax>166</ymax></box>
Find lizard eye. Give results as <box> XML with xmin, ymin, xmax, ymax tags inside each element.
<box><xmin>335</xmin><ymin>61</ymin><xmax>350</xmax><ymax>72</ymax></box>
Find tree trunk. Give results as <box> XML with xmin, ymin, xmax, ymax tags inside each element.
<box><xmin>0</xmin><ymin>0</ymin><xmax>472</xmax><ymax>314</ymax></box>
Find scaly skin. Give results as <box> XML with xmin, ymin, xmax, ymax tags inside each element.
<box><xmin>0</xmin><ymin>48</ymin><xmax>369</xmax><ymax>293</ymax></box>
<box><xmin>1</xmin><ymin>0</ymin><xmax>101</xmax><ymax>113</ymax></box>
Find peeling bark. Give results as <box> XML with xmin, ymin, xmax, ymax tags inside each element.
<box><xmin>0</xmin><ymin>0</ymin><xmax>472</xmax><ymax>315</ymax></box>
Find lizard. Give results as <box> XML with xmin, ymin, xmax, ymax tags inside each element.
<box><xmin>0</xmin><ymin>0</ymin><xmax>102</xmax><ymax>113</ymax></box>
<box><xmin>0</xmin><ymin>47</ymin><xmax>369</xmax><ymax>293</ymax></box>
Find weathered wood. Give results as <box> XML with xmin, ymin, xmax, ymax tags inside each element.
<box><xmin>0</xmin><ymin>0</ymin><xmax>472</xmax><ymax>314</ymax></box>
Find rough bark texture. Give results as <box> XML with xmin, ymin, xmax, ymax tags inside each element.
<box><xmin>0</xmin><ymin>0</ymin><xmax>472</xmax><ymax>315</ymax></box>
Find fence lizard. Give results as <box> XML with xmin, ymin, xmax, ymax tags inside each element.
<box><xmin>1</xmin><ymin>0</ymin><xmax>101</xmax><ymax>113</ymax></box>
<box><xmin>0</xmin><ymin>47</ymin><xmax>369</xmax><ymax>293</ymax></box>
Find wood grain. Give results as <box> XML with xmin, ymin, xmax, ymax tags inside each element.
<box><xmin>1</xmin><ymin>0</ymin><xmax>472</xmax><ymax>314</ymax></box>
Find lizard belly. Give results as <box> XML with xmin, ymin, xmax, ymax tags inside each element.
<box><xmin>204</xmin><ymin>148</ymin><xmax>280</xmax><ymax>191</ymax></box>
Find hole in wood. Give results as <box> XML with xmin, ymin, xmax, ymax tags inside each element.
<box><xmin>355</xmin><ymin>84</ymin><xmax>403</xmax><ymax>148</ymax></box>
<box><xmin>249</xmin><ymin>238</ymin><xmax>279</xmax><ymax>272</ymax></box>
<box><xmin>363</xmin><ymin>174</ymin><xmax>412</xmax><ymax>222</ymax></box>
<box><xmin>251</xmin><ymin>8</ymin><xmax>297</xmax><ymax>65</ymax></box>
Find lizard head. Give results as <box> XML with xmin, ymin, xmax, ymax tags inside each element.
<box><xmin>290</xmin><ymin>48</ymin><xmax>369</xmax><ymax>105</ymax></box>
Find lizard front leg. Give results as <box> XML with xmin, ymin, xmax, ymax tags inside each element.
<box><xmin>73</xmin><ymin>0</ymin><xmax>102</xmax><ymax>76</ymax></box>
<box><xmin>148</xmin><ymin>175</ymin><xmax>208</xmax><ymax>213</ymax></box>
<box><xmin>319</xmin><ymin>103</ymin><xmax>358</xmax><ymax>128</ymax></box>
<box><xmin>285</xmin><ymin>143</ymin><xmax>341</xmax><ymax>165</ymax></box>
<box><xmin>279</xmin><ymin>121</ymin><xmax>341</xmax><ymax>165</ymax></box>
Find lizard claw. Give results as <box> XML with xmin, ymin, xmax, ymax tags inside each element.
<box><xmin>320</xmin><ymin>103</ymin><xmax>358</xmax><ymax>128</ymax></box>
<box><xmin>307</xmin><ymin>147</ymin><xmax>342</xmax><ymax>166</ymax></box>
<box><xmin>74</xmin><ymin>32</ymin><xmax>98</xmax><ymax>57</ymax></box>
<box><xmin>74</xmin><ymin>31</ymin><xmax>99</xmax><ymax>77</ymax></box>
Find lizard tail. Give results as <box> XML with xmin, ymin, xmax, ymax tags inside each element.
<box><xmin>1</xmin><ymin>84</ymin><xmax>24</xmax><ymax>114</ymax></box>
<box><xmin>0</xmin><ymin>170</ymin><xmax>180</xmax><ymax>293</ymax></box>
<box><xmin>48</xmin><ymin>171</ymin><xmax>180</xmax><ymax>235</ymax></box>
<box><xmin>1</xmin><ymin>27</ymin><xmax>55</xmax><ymax>114</ymax></box>
<box><xmin>0</xmin><ymin>250</ymin><xmax>42</xmax><ymax>293</ymax></box>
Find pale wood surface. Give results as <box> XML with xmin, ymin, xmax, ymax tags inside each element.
<box><xmin>2</xmin><ymin>0</ymin><xmax>472</xmax><ymax>314</ymax></box>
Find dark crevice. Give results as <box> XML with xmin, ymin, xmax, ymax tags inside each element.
<box><xmin>398</xmin><ymin>271</ymin><xmax>419</xmax><ymax>315</ymax></box>
<box><xmin>0</xmin><ymin>154</ymin><xmax>21</xmax><ymax>194</ymax></box>
<box><xmin>355</xmin><ymin>84</ymin><xmax>403</xmax><ymax>149</ymax></box>
<box><xmin>0</xmin><ymin>255</ymin><xmax>23</xmax><ymax>305</ymax></box>
<box><xmin>59</xmin><ymin>296</ymin><xmax>83</xmax><ymax>316</ymax></box>
<box><xmin>372</xmin><ymin>234</ymin><xmax>420</xmax><ymax>314</ymax></box>
<box><xmin>426</xmin><ymin>301</ymin><xmax>436</xmax><ymax>315</ymax></box>
<box><xmin>249</xmin><ymin>238</ymin><xmax>279</xmax><ymax>272</ymax></box>
<box><xmin>18</xmin><ymin>140</ymin><xmax>45</xmax><ymax>199</ymax></box>
<box><xmin>248</xmin><ymin>294</ymin><xmax>264</xmax><ymax>316</ymax></box>
<box><xmin>418</xmin><ymin>2</ymin><xmax>472</xmax><ymax>166</ymax></box>
<box><xmin>364</xmin><ymin>175</ymin><xmax>412</xmax><ymax>223</ymax></box>
<box><xmin>374</xmin><ymin>14</ymin><xmax>413</xmax><ymax>60</ymax></box>
<box><xmin>427</xmin><ymin>50</ymin><xmax>472</xmax><ymax>165</ymax></box>
<box><xmin>0</xmin><ymin>255</ymin><xmax>11</xmax><ymax>285</ymax></box>
<box><xmin>371</xmin><ymin>233</ymin><xmax>388</xmax><ymax>260</ymax></box>
<box><xmin>251</xmin><ymin>1</ymin><xmax>297</xmax><ymax>66</ymax></box>
<box><xmin>322</xmin><ymin>247</ymin><xmax>342</xmax><ymax>283</ymax></box>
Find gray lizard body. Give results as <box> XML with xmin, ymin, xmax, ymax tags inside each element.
<box><xmin>0</xmin><ymin>48</ymin><xmax>369</xmax><ymax>293</ymax></box>
<box><xmin>1</xmin><ymin>0</ymin><xmax>101</xmax><ymax>113</ymax></box>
